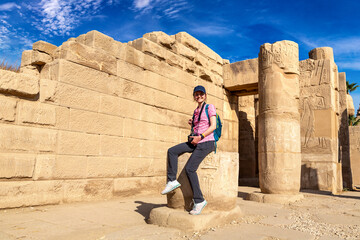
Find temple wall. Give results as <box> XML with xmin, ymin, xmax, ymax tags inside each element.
<box><xmin>299</xmin><ymin>48</ymin><xmax>342</xmax><ymax>193</ymax></box>
<box><xmin>349</xmin><ymin>126</ymin><xmax>360</xmax><ymax>188</ymax></box>
<box><xmin>0</xmin><ymin>31</ymin><xmax>239</xmax><ymax>209</ymax></box>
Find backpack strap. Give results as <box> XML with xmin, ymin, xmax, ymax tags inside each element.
<box><xmin>191</xmin><ymin>102</ymin><xmax>206</xmax><ymax>134</ymax></box>
<box><xmin>205</xmin><ymin>104</ymin><xmax>217</xmax><ymax>154</ymax></box>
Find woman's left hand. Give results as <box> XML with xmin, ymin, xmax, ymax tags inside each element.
<box><xmin>190</xmin><ymin>136</ymin><xmax>201</xmax><ymax>145</ymax></box>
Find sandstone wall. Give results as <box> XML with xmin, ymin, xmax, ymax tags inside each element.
<box><xmin>0</xmin><ymin>31</ymin><xmax>239</xmax><ymax>209</ymax></box>
<box><xmin>299</xmin><ymin>48</ymin><xmax>342</xmax><ymax>193</ymax></box>
<box><xmin>349</xmin><ymin>126</ymin><xmax>360</xmax><ymax>188</ymax></box>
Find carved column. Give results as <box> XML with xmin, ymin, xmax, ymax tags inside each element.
<box><xmin>249</xmin><ymin>41</ymin><xmax>302</xmax><ymax>202</ymax></box>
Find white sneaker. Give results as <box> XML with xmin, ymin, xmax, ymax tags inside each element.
<box><xmin>189</xmin><ymin>200</ymin><xmax>207</xmax><ymax>215</ymax></box>
<box><xmin>161</xmin><ymin>180</ymin><xmax>181</xmax><ymax>195</ymax></box>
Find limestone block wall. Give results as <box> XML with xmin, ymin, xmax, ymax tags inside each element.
<box><xmin>349</xmin><ymin>126</ymin><xmax>360</xmax><ymax>188</ymax></box>
<box><xmin>299</xmin><ymin>47</ymin><xmax>342</xmax><ymax>193</ymax></box>
<box><xmin>0</xmin><ymin>30</ymin><xmax>239</xmax><ymax>209</ymax></box>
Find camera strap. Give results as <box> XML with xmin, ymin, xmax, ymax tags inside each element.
<box><xmin>191</xmin><ymin>102</ymin><xmax>206</xmax><ymax>134</ymax></box>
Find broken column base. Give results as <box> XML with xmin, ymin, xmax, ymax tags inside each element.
<box><xmin>246</xmin><ymin>192</ymin><xmax>304</xmax><ymax>204</ymax></box>
<box><xmin>148</xmin><ymin>206</ymin><xmax>242</xmax><ymax>232</ymax></box>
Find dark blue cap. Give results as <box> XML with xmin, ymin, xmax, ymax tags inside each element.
<box><xmin>193</xmin><ymin>85</ymin><xmax>206</xmax><ymax>95</ymax></box>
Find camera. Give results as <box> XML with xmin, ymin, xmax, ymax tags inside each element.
<box><xmin>188</xmin><ymin>133</ymin><xmax>198</xmax><ymax>143</ymax></box>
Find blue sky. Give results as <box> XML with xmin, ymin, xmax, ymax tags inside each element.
<box><xmin>0</xmin><ymin>0</ymin><xmax>359</xmax><ymax>111</ymax></box>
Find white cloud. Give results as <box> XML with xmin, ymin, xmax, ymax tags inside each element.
<box><xmin>0</xmin><ymin>2</ymin><xmax>20</xmax><ymax>11</ymax></box>
<box><xmin>30</xmin><ymin>0</ymin><xmax>108</xmax><ymax>36</ymax></box>
<box><xmin>192</xmin><ymin>25</ymin><xmax>234</xmax><ymax>36</ymax></box>
<box><xmin>134</xmin><ymin>0</ymin><xmax>152</xmax><ymax>9</ymax></box>
<box><xmin>337</xmin><ymin>62</ymin><xmax>360</xmax><ymax>71</ymax></box>
<box><xmin>132</xmin><ymin>0</ymin><xmax>190</xmax><ymax>19</ymax></box>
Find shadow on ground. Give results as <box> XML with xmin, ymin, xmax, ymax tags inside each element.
<box><xmin>134</xmin><ymin>201</ymin><xmax>166</xmax><ymax>220</ymax></box>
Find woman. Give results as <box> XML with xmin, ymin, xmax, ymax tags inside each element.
<box><xmin>161</xmin><ymin>85</ymin><xmax>217</xmax><ymax>215</ymax></box>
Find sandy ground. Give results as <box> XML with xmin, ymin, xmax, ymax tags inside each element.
<box><xmin>0</xmin><ymin>187</ymin><xmax>359</xmax><ymax>240</ymax></box>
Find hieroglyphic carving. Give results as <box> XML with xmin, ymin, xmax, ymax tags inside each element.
<box><xmin>259</xmin><ymin>41</ymin><xmax>299</xmax><ymax>74</ymax></box>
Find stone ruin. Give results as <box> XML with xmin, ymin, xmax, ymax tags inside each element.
<box><xmin>0</xmin><ymin>30</ymin><xmax>358</xmax><ymax>230</ymax></box>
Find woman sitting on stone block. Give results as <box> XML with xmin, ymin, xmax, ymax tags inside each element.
<box><xmin>161</xmin><ymin>85</ymin><xmax>217</xmax><ymax>215</ymax></box>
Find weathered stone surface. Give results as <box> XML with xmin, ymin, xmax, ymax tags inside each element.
<box><xmin>33</xmin><ymin>40</ymin><xmax>57</xmax><ymax>56</ymax></box>
<box><xmin>57</xmin><ymin>131</ymin><xmax>100</xmax><ymax>155</ymax></box>
<box><xmin>299</xmin><ymin>49</ymin><xmax>341</xmax><ymax>193</ymax></box>
<box><xmin>54</xmin><ymin>41</ymin><xmax>117</xmax><ymax>75</ymax></box>
<box><xmin>69</xmin><ymin>109</ymin><xmax>124</xmax><ymax>136</ymax></box>
<box><xmin>33</xmin><ymin>155</ymin><xmax>56</xmax><ymax>180</ymax></box>
<box><xmin>148</xmin><ymin>206</ymin><xmax>242</xmax><ymax>232</ymax></box>
<box><xmin>143</xmin><ymin>31</ymin><xmax>175</xmax><ymax>50</ymax></box>
<box><xmin>224</xmin><ymin>58</ymin><xmax>258</xmax><ymax>93</ymax></box>
<box><xmin>167</xmin><ymin>152</ymin><xmax>239</xmax><ymax>211</ymax></box>
<box><xmin>175</xmin><ymin>32</ymin><xmax>200</xmax><ymax>51</ymax></box>
<box><xmin>18</xmin><ymin>101</ymin><xmax>56</xmax><ymax>126</ymax></box>
<box><xmin>309</xmin><ymin>47</ymin><xmax>334</xmax><ymax>62</ymax></box>
<box><xmin>84</xmin><ymin>30</ymin><xmax>118</xmax><ymax>55</ymax></box>
<box><xmin>100</xmin><ymin>135</ymin><xmax>141</xmax><ymax>157</ymax></box>
<box><xmin>114</xmin><ymin>176</ymin><xmax>163</xmax><ymax>196</ymax></box>
<box><xmin>0</xmin><ymin>124</ymin><xmax>57</xmax><ymax>153</ymax></box>
<box><xmin>0</xmin><ymin>153</ymin><xmax>36</xmax><ymax>178</ymax></box>
<box><xmin>246</xmin><ymin>192</ymin><xmax>304</xmax><ymax>204</ymax></box>
<box><xmin>0</xmin><ymin>180</ymin><xmax>63</xmax><ymax>209</ymax></box>
<box><xmin>0</xmin><ymin>69</ymin><xmax>39</xmax><ymax>97</ymax></box>
<box><xmin>173</xmin><ymin>42</ymin><xmax>196</xmax><ymax>61</ymax></box>
<box><xmin>63</xmin><ymin>179</ymin><xmax>113</xmax><ymax>203</ymax></box>
<box><xmin>347</xmin><ymin>94</ymin><xmax>355</xmax><ymax>116</ymax></box>
<box><xmin>0</xmin><ymin>95</ymin><xmax>17</xmax><ymax>122</ymax></box>
<box><xmin>349</xmin><ymin>126</ymin><xmax>360</xmax><ymax>188</ymax></box>
<box><xmin>131</xmin><ymin>38</ymin><xmax>166</xmax><ymax>61</ymax></box>
<box><xmin>87</xmin><ymin>157</ymin><xmax>127</xmax><ymax>178</ymax></box>
<box><xmin>258</xmin><ymin>40</ymin><xmax>301</xmax><ymax>195</ymax></box>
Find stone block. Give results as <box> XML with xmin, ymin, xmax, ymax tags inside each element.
<box><xmin>100</xmin><ymin>95</ymin><xmax>141</xmax><ymax>120</ymax></box>
<box><xmin>55</xmin><ymin>41</ymin><xmax>117</xmax><ymax>75</ymax></box>
<box><xmin>57</xmin><ymin>130</ymin><xmax>100</xmax><ymax>155</ymax></box>
<box><xmin>141</xmin><ymin>140</ymin><xmax>173</xmax><ymax>158</ymax></box>
<box><xmin>153</xmin><ymin>90</ymin><xmax>178</xmax><ymax>111</ymax></box>
<box><xmin>19</xmin><ymin>65</ymin><xmax>40</xmax><ymax>76</ymax></box>
<box><xmin>0</xmin><ymin>180</ymin><xmax>63</xmax><ymax>209</ymax></box>
<box><xmin>208</xmin><ymin>59</ymin><xmax>223</xmax><ymax>76</ymax></box>
<box><xmin>143</xmin><ymin>31</ymin><xmax>176</xmax><ymax>50</ymax></box>
<box><xmin>0</xmin><ymin>95</ymin><xmax>17</xmax><ymax>122</ymax></box>
<box><xmin>33</xmin><ymin>41</ymin><xmax>57</xmax><ymax>56</ymax></box>
<box><xmin>142</xmin><ymin>70</ymin><xmax>168</xmax><ymax>92</ymax></box>
<box><xmin>167</xmin><ymin>151</ymin><xmax>239</xmax><ymax>211</ymax></box>
<box><xmin>198</xmin><ymin>43</ymin><xmax>222</xmax><ymax>63</ymax></box>
<box><xmin>18</xmin><ymin>101</ymin><xmax>56</xmax><ymax>126</ymax></box>
<box><xmin>140</xmin><ymin>104</ymin><xmax>168</xmax><ymax>125</ymax></box>
<box><xmin>20</xmin><ymin>50</ymin><xmax>32</xmax><ymax>67</ymax></box>
<box><xmin>0</xmin><ymin>153</ymin><xmax>36</xmax><ymax>178</ymax></box>
<box><xmin>117</xmin><ymin>59</ymin><xmax>145</xmax><ymax>83</ymax></box>
<box><xmin>301</xmin><ymin>161</ymin><xmax>339</xmax><ymax>191</ymax></box>
<box><xmin>123</xmin><ymin>119</ymin><xmax>156</xmax><ymax>140</ymax></box>
<box><xmin>198</xmin><ymin>67</ymin><xmax>213</xmax><ymax>82</ymax></box>
<box><xmin>100</xmin><ymin>135</ymin><xmax>142</xmax><ymax>157</ymax></box>
<box><xmin>184</xmin><ymin>60</ymin><xmax>198</xmax><ymax>75</ymax></box>
<box><xmin>69</xmin><ymin>109</ymin><xmax>124</xmax><ymax>136</ymax></box>
<box><xmin>87</xmin><ymin>156</ymin><xmax>126</xmax><ymax>178</ymax></box>
<box><xmin>39</xmin><ymin>79</ymin><xmax>58</xmax><ymax>102</ymax></box>
<box><xmin>148</xmin><ymin>157</ymin><xmax>166</xmax><ymax>176</ymax></box>
<box><xmin>194</xmin><ymin>53</ymin><xmax>208</xmax><ymax>68</ymax></box>
<box><xmin>165</xmin><ymin>50</ymin><xmax>184</xmax><ymax>69</ymax></box>
<box><xmin>113</xmin><ymin>176</ymin><xmax>163</xmax><ymax>196</ymax></box>
<box><xmin>148</xmin><ymin>205</ymin><xmax>242</xmax><ymax>232</ymax></box>
<box><xmin>131</xmin><ymin>38</ymin><xmax>166</xmax><ymax>61</ymax></box>
<box><xmin>347</xmin><ymin>94</ymin><xmax>355</xmax><ymax>116</ymax></box>
<box><xmin>123</xmin><ymin>44</ymin><xmax>145</xmax><ymax>67</ymax></box>
<box><xmin>55</xmin><ymin>106</ymin><xmax>70</xmax><ymax>130</ymax></box>
<box><xmin>246</xmin><ymin>192</ymin><xmax>304</xmax><ymax>204</ymax></box>
<box><xmin>84</xmin><ymin>30</ymin><xmax>118</xmax><ymax>55</ymax></box>
<box><xmin>223</xmin><ymin>58</ymin><xmax>258</xmax><ymax>91</ymax></box>
<box><xmin>21</xmin><ymin>50</ymin><xmax>52</xmax><ymax>66</ymax></box>
<box><xmin>0</xmin><ymin>124</ymin><xmax>57</xmax><ymax>153</ymax></box>
<box><xmin>156</xmin><ymin>124</ymin><xmax>180</xmax><ymax>143</ymax></box>
<box><xmin>165</xmin><ymin>109</ymin><xmax>191</xmax><ymax>129</ymax></box>
<box><xmin>33</xmin><ymin>155</ymin><xmax>56</xmax><ymax>180</ymax></box>
<box><xmin>175</xmin><ymin>32</ymin><xmax>200</xmax><ymax>51</ymax></box>
<box><xmin>309</xmin><ymin>47</ymin><xmax>334</xmax><ymax>62</ymax></box>
<box><xmin>53</xmin><ymin>155</ymin><xmax>88</xmax><ymax>179</ymax></box>
<box><xmin>350</xmin><ymin>126</ymin><xmax>360</xmax><ymax>188</ymax></box>
<box><xmin>166</xmin><ymin>79</ymin><xmax>192</xmax><ymax>98</ymax></box>
<box><xmin>53</xmin><ymin>82</ymin><xmax>101</xmax><ymax>112</ymax></box>
<box><xmin>75</xmin><ymin>34</ymin><xmax>86</xmax><ymax>44</ymax></box>
<box><xmin>63</xmin><ymin>179</ymin><xmax>113</xmax><ymax>203</ymax></box>
<box><xmin>173</xmin><ymin>42</ymin><xmax>196</xmax><ymax>61</ymax></box>
<box><xmin>0</xmin><ymin>69</ymin><xmax>39</xmax><ymax>98</ymax></box>
<box><xmin>125</xmin><ymin>157</ymin><xmax>153</xmax><ymax>177</ymax></box>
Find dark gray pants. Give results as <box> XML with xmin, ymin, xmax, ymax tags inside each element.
<box><xmin>167</xmin><ymin>141</ymin><xmax>215</xmax><ymax>203</ymax></box>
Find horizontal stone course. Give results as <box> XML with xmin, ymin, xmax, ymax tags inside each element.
<box><xmin>0</xmin><ymin>69</ymin><xmax>39</xmax><ymax>98</ymax></box>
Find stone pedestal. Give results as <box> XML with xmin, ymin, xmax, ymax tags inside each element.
<box><xmin>148</xmin><ymin>151</ymin><xmax>242</xmax><ymax>230</ymax></box>
<box><xmin>249</xmin><ymin>40</ymin><xmax>302</xmax><ymax>203</ymax></box>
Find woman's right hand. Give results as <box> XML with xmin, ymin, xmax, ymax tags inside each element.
<box><xmin>188</xmin><ymin>118</ymin><xmax>193</xmax><ymax>126</ymax></box>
